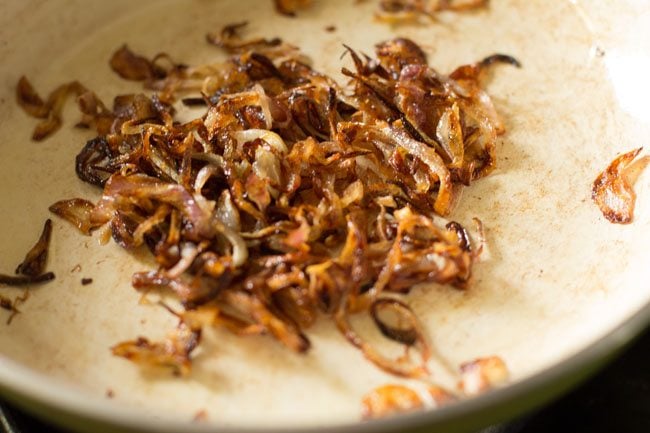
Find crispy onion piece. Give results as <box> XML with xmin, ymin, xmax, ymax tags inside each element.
<box><xmin>222</xmin><ymin>290</ymin><xmax>310</xmax><ymax>353</ymax></box>
<box><xmin>16</xmin><ymin>76</ymin><xmax>89</xmax><ymax>140</ymax></box>
<box><xmin>459</xmin><ymin>356</ymin><xmax>509</xmax><ymax>396</ymax></box>
<box><xmin>213</xmin><ymin>220</ymin><xmax>248</xmax><ymax>268</ymax></box>
<box><xmin>49</xmin><ymin>199</ymin><xmax>101</xmax><ymax>235</ymax></box>
<box><xmin>109</xmin><ymin>45</ymin><xmax>169</xmax><ymax>81</ymax></box>
<box><xmin>362</xmin><ymin>384</ymin><xmax>423</xmax><ymax>420</ymax></box>
<box><xmin>15</xmin><ymin>219</ymin><xmax>52</xmax><ymax>276</ymax></box>
<box><xmin>377</xmin><ymin>124</ymin><xmax>453</xmax><ymax>216</ymax></box>
<box><xmin>1</xmin><ymin>219</ymin><xmax>55</xmax><ymax>288</ymax></box>
<box><xmin>372</xmin><ymin>207</ymin><xmax>473</xmax><ymax>294</ymax></box>
<box><xmin>361</xmin><ymin>383</ymin><xmax>457</xmax><ymax>419</ymax></box>
<box><xmin>370</xmin><ymin>298</ymin><xmax>429</xmax><ymax>351</ymax></box>
<box><xmin>132</xmin><ymin>271</ymin><xmax>221</xmax><ymax>307</ymax></box>
<box><xmin>92</xmin><ymin>174</ymin><xmax>214</xmax><ymax>240</ymax></box>
<box><xmin>336</xmin><ymin>302</ymin><xmax>429</xmax><ymax>379</ymax></box>
<box><xmin>592</xmin><ymin>147</ymin><xmax>649</xmax><ymax>224</ymax></box>
<box><xmin>274</xmin><ymin>0</ymin><xmax>312</xmax><ymax>16</ymax></box>
<box><xmin>206</xmin><ymin>21</ymin><xmax>283</xmax><ymax>54</ymax></box>
<box><xmin>111</xmin><ymin>323</ymin><xmax>201</xmax><ymax>376</ymax></box>
<box><xmin>16</xmin><ymin>76</ymin><xmax>48</xmax><ymax>118</ymax></box>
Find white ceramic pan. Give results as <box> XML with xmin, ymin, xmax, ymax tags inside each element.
<box><xmin>1</xmin><ymin>1</ymin><xmax>649</xmax><ymax>432</ymax></box>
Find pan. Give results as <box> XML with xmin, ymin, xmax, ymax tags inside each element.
<box><xmin>0</xmin><ymin>1</ymin><xmax>649</xmax><ymax>432</ymax></box>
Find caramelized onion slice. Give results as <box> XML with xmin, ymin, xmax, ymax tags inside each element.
<box><xmin>336</xmin><ymin>303</ymin><xmax>429</xmax><ymax>379</ymax></box>
<box><xmin>445</xmin><ymin>221</ymin><xmax>472</xmax><ymax>252</ymax></box>
<box><xmin>16</xmin><ymin>77</ymin><xmax>89</xmax><ymax>141</ymax></box>
<box><xmin>592</xmin><ymin>147</ymin><xmax>648</xmax><ymax>224</ymax></box>
<box><xmin>112</xmin><ymin>324</ymin><xmax>201</xmax><ymax>376</ymax></box>
<box><xmin>49</xmin><ymin>199</ymin><xmax>101</xmax><ymax>235</ymax></box>
<box><xmin>110</xmin><ymin>45</ymin><xmax>157</xmax><ymax>81</ymax></box>
<box><xmin>16</xmin><ymin>76</ymin><xmax>48</xmax><ymax>118</ymax></box>
<box><xmin>361</xmin><ymin>383</ymin><xmax>457</xmax><ymax>419</ymax></box>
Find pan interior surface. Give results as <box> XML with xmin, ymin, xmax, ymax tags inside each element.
<box><xmin>0</xmin><ymin>0</ymin><xmax>649</xmax><ymax>429</ymax></box>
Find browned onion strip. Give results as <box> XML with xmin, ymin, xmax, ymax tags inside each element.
<box><xmin>361</xmin><ymin>383</ymin><xmax>457</xmax><ymax>419</ymax></box>
<box><xmin>16</xmin><ymin>77</ymin><xmax>90</xmax><ymax>141</ymax></box>
<box><xmin>336</xmin><ymin>301</ymin><xmax>429</xmax><ymax>379</ymax></box>
<box><xmin>49</xmin><ymin>199</ymin><xmax>100</xmax><ymax>235</ymax></box>
<box><xmin>14</xmin><ymin>219</ymin><xmax>52</xmax><ymax>276</ymax></box>
<box><xmin>0</xmin><ymin>272</ymin><xmax>55</xmax><ymax>286</ymax></box>
<box><xmin>222</xmin><ymin>290</ymin><xmax>311</xmax><ymax>353</ymax></box>
<box><xmin>16</xmin><ymin>76</ymin><xmax>49</xmax><ymax>118</ymax></box>
<box><xmin>111</xmin><ymin>324</ymin><xmax>201</xmax><ymax>376</ymax></box>
<box><xmin>370</xmin><ymin>299</ymin><xmax>429</xmax><ymax>352</ymax></box>
<box><xmin>446</xmin><ymin>221</ymin><xmax>471</xmax><ymax>252</ymax></box>
<box><xmin>109</xmin><ymin>45</ymin><xmax>159</xmax><ymax>81</ymax></box>
<box><xmin>479</xmin><ymin>53</ymin><xmax>522</xmax><ymax>69</ymax></box>
<box><xmin>592</xmin><ymin>147</ymin><xmax>649</xmax><ymax>224</ymax></box>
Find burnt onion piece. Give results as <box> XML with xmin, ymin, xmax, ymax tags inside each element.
<box><xmin>0</xmin><ymin>272</ymin><xmax>55</xmax><ymax>286</ymax></box>
<box><xmin>592</xmin><ymin>147</ymin><xmax>649</xmax><ymax>224</ymax></box>
<box><xmin>1</xmin><ymin>219</ymin><xmax>56</xmax><ymax>290</ymax></box>
<box><xmin>40</xmin><ymin>35</ymin><xmax>513</xmax><ymax>379</ymax></box>
<box><xmin>15</xmin><ymin>219</ymin><xmax>52</xmax><ymax>276</ymax></box>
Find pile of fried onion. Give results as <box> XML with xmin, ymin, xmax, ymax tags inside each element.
<box><xmin>18</xmin><ymin>28</ymin><xmax>518</xmax><ymax>379</ymax></box>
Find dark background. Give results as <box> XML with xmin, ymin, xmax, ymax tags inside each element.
<box><xmin>2</xmin><ymin>326</ymin><xmax>649</xmax><ymax>433</ymax></box>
